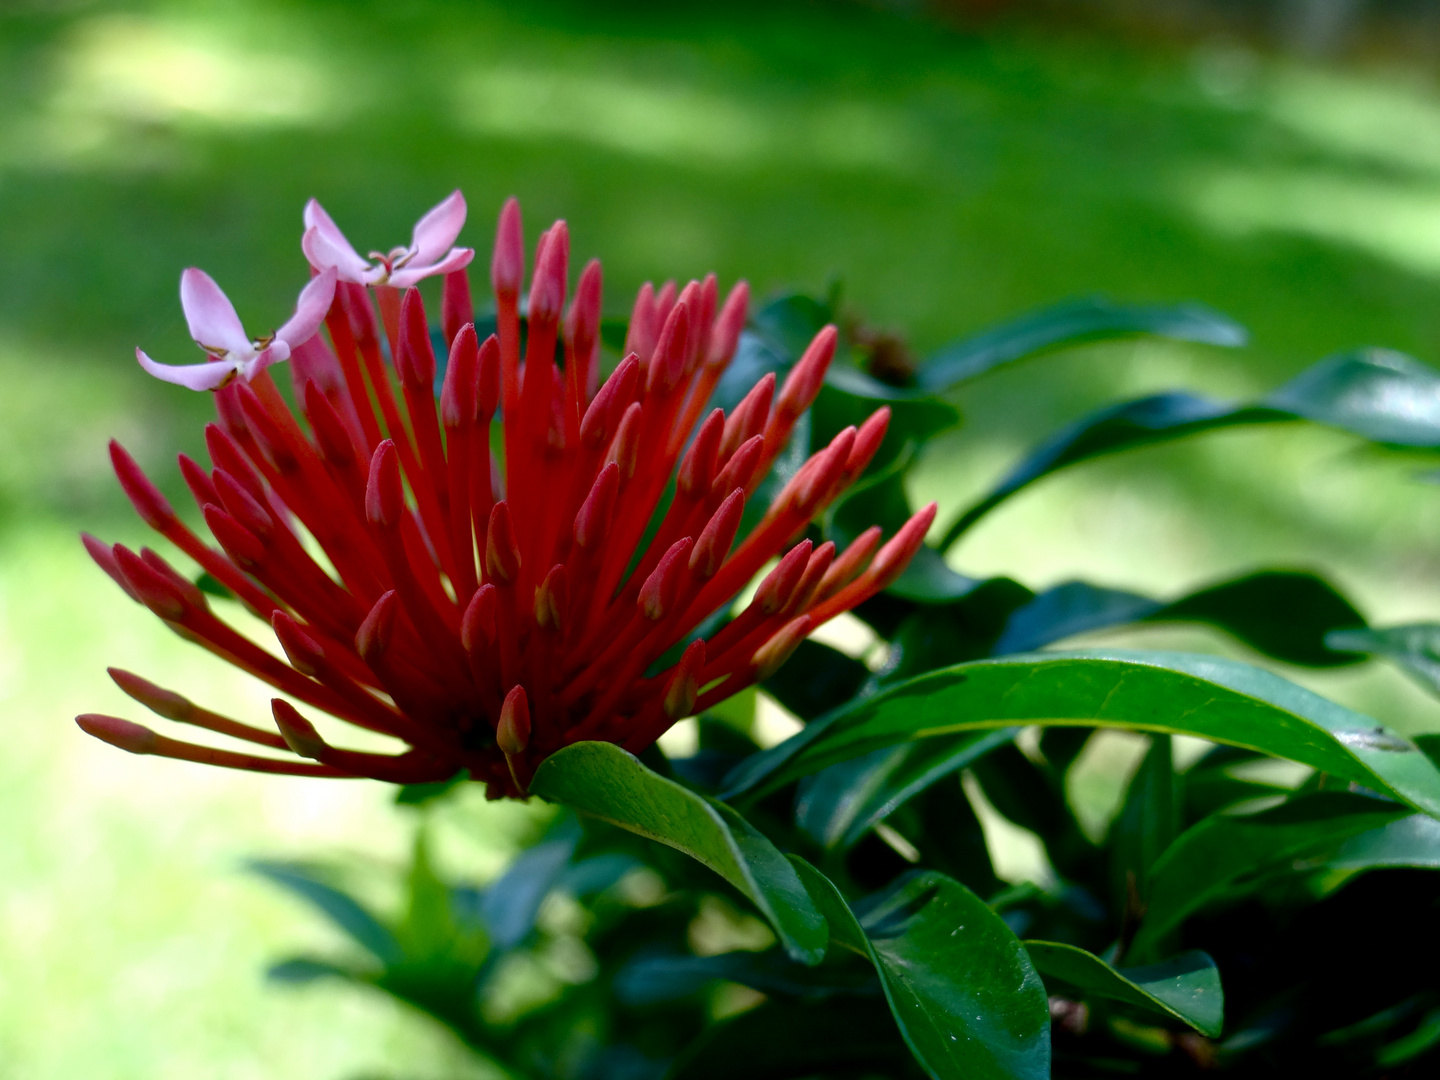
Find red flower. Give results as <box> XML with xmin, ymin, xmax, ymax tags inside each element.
<box><xmin>79</xmin><ymin>196</ymin><xmax>935</xmax><ymax>797</ymax></box>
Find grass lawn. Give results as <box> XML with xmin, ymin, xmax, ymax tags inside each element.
<box><xmin>3</xmin><ymin>0</ymin><xmax>1440</xmax><ymax>1075</ymax></box>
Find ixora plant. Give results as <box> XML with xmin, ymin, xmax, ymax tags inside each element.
<box><xmin>79</xmin><ymin>191</ymin><xmax>1440</xmax><ymax>1079</ymax></box>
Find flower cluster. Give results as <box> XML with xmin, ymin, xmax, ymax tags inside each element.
<box><xmin>80</xmin><ymin>192</ymin><xmax>935</xmax><ymax>797</ymax></box>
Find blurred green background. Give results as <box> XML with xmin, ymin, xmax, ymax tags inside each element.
<box><xmin>5</xmin><ymin>0</ymin><xmax>1440</xmax><ymax>1075</ymax></box>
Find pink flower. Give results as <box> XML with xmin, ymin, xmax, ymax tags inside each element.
<box><xmin>302</xmin><ymin>189</ymin><xmax>475</xmax><ymax>288</ymax></box>
<box><xmin>136</xmin><ymin>268</ymin><xmax>337</xmax><ymax>392</ymax></box>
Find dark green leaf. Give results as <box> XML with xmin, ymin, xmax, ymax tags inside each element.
<box><xmin>761</xmin><ymin>639</ymin><xmax>870</xmax><ymax>722</ymax></box>
<box><xmin>1023</xmin><ymin>942</ymin><xmax>1224</xmax><ymax>1037</ymax></box>
<box><xmin>793</xmin><ymin>858</ymin><xmax>1051</xmax><ymax>1080</ymax></box>
<box><xmin>614</xmin><ymin>949</ymin><xmax>878</xmax><ymax>1005</ymax></box>
<box><xmin>722</xmin><ymin>652</ymin><xmax>1440</xmax><ymax>820</ymax></box>
<box><xmin>479</xmin><ymin>823</ymin><xmax>579</xmax><ymax>950</ymax></box>
<box><xmin>667</xmin><ymin>997</ymin><xmax>914</xmax><ymax>1080</ymax></box>
<box><xmin>394</xmin><ymin>770</ymin><xmax>467</xmax><ymax>805</ymax></box>
<box><xmin>1326</xmin><ymin>812</ymin><xmax>1440</xmax><ymax>871</ymax></box>
<box><xmin>885</xmin><ymin>579</ymin><xmax>1036</xmax><ymax>676</ymax></box>
<box><xmin>941</xmin><ymin>348</ymin><xmax>1440</xmax><ymax>548</ymax></box>
<box><xmin>1109</xmin><ymin>737</ymin><xmax>1180</xmax><ymax>913</ymax></box>
<box><xmin>248</xmin><ymin>860</ymin><xmax>402</xmax><ymax>965</ymax></box>
<box><xmin>1328</xmin><ymin>624</ymin><xmax>1440</xmax><ymax>697</ymax></box>
<box><xmin>916</xmin><ymin>297</ymin><xmax>1247</xmax><ymax>391</ymax></box>
<box><xmin>193</xmin><ymin>571</ymin><xmax>234</xmax><ymax>600</ymax></box>
<box><xmin>531</xmin><ymin>741</ymin><xmax>827</xmax><ymax>963</ymax></box>
<box><xmin>1138</xmin><ymin>792</ymin><xmax>1410</xmax><ymax>951</ymax></box>
<box><xmin>795</xmin><ymin>730</ymin><xmax>1017</xmax><ymax>851</ymax></box>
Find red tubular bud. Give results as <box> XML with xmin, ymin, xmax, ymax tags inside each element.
<box><xmin>663</xmin><ymin>639</ymin><xmax>706</xmax><ymax>720</ymax></box>
<box><xmin>304</xmin><ymin>382</ymin><xmax>357</xmax><ymax>469</ymax></box>
<box><xmin>677</xmin><ymin>409</ymin><xmax>725</xmax><ymax>498</ymax></box>
<box><xmin>110</xmin><ymin>440</ymin><xmax>175</xmax><ymax>530</ymax></box>
<box><xmin>485</xmin><ymin>502</ymin><xmax>521</xmax><ymax>585</ymax></box>
<box><xmin>272</xmin><ymin>611</ymin><xmax>325</xmax><ymax>678</ymax></box>
<box><xmin>625</xmin><ymin>282</ymin><xmax>658</xmax><ymax>361</ymax></box>
<box><xmin>821</xmin><ymin>526</ymin><xmax>882</xmax><ymax>598</ymax></box>
<box><xmin>574</xmin><ymin>462</ymin><xmax>620</xmax><ymax>550</ymax></box>
<box><xmin>77</xmin><ymin>713</ymin><xmax>159</xmax><ymax>754</ymax></box>
<box><xmin>675</xmin><ymin>280</ymin><xmax>702</xmax><ymax>369</ymax></box>
<box><xmin>708</xmin><ymin>281</ymin><xmax>749</xmax><ymax>368</ymax></box>
<box><xmin>204</xmin><ymin>423</ymin><xmax>264</xmax><ymax>500</ymax></box>
<box><xmin>529</xmin><ymin>220</ymin><xmax>569</xmax><ymax>324</ymax></box>
<box><xmin>203</xmin><ymin>504</ymin><xmax>266</xmax><ymax>567</ymax></box>
<box><xmin>609</xmin><ymin>402</ymin><xmax>643</xmax><ymax>479</ymax></box>
<box><xmin>755</xmin><ymin>541</ymin><xmax>812</xmax><ymax>616</ymax></box>
<box><xmin>442</xmin><ymin>267</ymin><xmax>474</xmax><ymax>349</ymax></box>
<box><xmin>638</xmin><ymin>538</ymin><xmax>692</xmax><ymax>621</ymax></box>
<box><xmin>654</xmin><ymin>281</ymin><xmax>677</xmax><ymax>330</ymax></box>
<box><xmin>647</xmin><ymin>300</ymin><xmax>690</xmax><ymax>394</ymax></box>
<box><xmin>696</xmin><ymin>274</ymin><xmax>717</xmax><ymax>365</ymax></box>
<box><xmin>773</xmin><ymin>325</ymin><xmax>837</xmax><ymax>425</ymax></box>
<box><xmin>355</xmin><ymin>591</ymin><xmax>398</xmax><ymax>663</ymax></box>
<box><xmin>477</xmin><ymin>334</ymin><xmax>501</xmax><ymax>419</ymax></box>
<box><xmin>497</xmin><ymin>685</ymin><xmax>530</xmax><ymax>754</ymax></box>
<box><xmin>711</xmin><ymin>434</ymin><xmax>765</xmax><ymax>497</ymax></box>
<box><xmin>566</xmin><ymin>259</ymin><xmax>603</xmax><ymax>364</ymax></box>
<box><xmin>82</xmin><ymin>533</ymin><xmax>139</xmax><ymax>600</ymax></box>
<box><xmin>752</xmin><ymin>615</ymin><xmax>813</xmax><ymax>681</ymax></box>
<box><xmin>720</xmin><ymin>373</ymin><xmax>774</xmax><ymax>459</ymax></box>
<box><xmin>213</xmin><ymin>469</ymin><xmax>274</xmax><ymax>539</ymax></box>
<box><xmin>139</xmin><ymin>548</ymin><xmax>208</xmax><ymax>610</ymax></box>
<box><xmin>441</xmin><ymin>323</ymin><xmax>480</xmax><ymax>429</ymax></box>
<box><xmin>397</xmin><ymin>287</ymin><xmax>436</xmax><ymax>388</ymax></box>
<box><xmin>113</xmin><ymin>545</ymin><xmax>188</xmax><ymax>620</ymax></box>
<box><xmin>461</xmin><ymin>583</ymin><xmax>497</xmax><ymax>652</ymax></box>
<box><xmin>691</xmin><ymin>489</ymin><xmax>745</xmax><ymax>579</ymax></box>
<box><xmin>867</xmin><ymin>502</ymin><xmax>938</xmax><ymax>591</ymax></box>
<box><xmin>178</xmin><ymin>453</ymin><xmax>221</xmax><ymax>509</ymax></box>
<box><xmin>365</xmin><ymin>440</ymin><xmax>404</xmax><ymax>529</ymax></box>
<box><xmin>784</xmin><ymin>541</ymin><xmax>835</xmax><ymax>615</ymax></box>
<box><xmin>844</xmin><ymin>407</ymin><xmax>891</xmax><ymax>484</ymax></box>
<box><xmin>580</xmin><ymin>355</ymin><xmax>638</xmax><ymax>449</ymax></box>
<box><xmin>491</xmin><ymin>197</ymin><xmax>524</xmax><ymax>300</ymax></box>
<box><xmin>534</xmin><ymin>564</ymin><xmax>568</xmax><ymax>630</ymax></box>
<box><xmin>108</xmin><ymin>667</ymin><xmax>194</xmax><ymax>723</ymax></box>
<box><xmin>271</xmin><ymin>699</ymin><xmax>326</xmax><ymax>759</ymax></box>
<box><xmin>793</xmin><ymin>428</ymin><xmax>854</xmax><ymax>517</ymax></box>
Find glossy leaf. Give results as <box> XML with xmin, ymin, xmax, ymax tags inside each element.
<box><xmin>530</xmin><ymin>741</ymin><xmax>827</xmax><ymax>963</ymax></box>
<box><xmin>996</xmin><ymin>571</ymin><xmax>1365</xmax><ymax>667</ymax></box>
<box><xmin>941</xmin><ymin>348</ymin><xmax>1440</xmax><ymax>548</ymax></box>
<box><xmin>916</xmin><ymin>297</ymin><xmax>1247</xmax><ymax>391</ymax></box>
<box><xmin>723</xmin><ymin>652</ymin><xmax>1440</xmax><ymax>820</ymax></box>
<box><xmin>1023</xmin><ymin>941</ymin><xmax>1224</xmax><ymax>1037</ymax></box>
<box><xmin>1328</xmin><ymin>624</ymin><xmax>1440</xmax><ymax>697</ymax></box>
<box><xmin>1326</xmin><ymin>812</ymin><xmax>1440</xmax><ymax>871</ymax></box>
<box><xmin>1109</xmin><ymin>736</ymin><xmax>1179</xmax><ymax>913</ymax></box>
<box><xmin>1138</xmin><ymin>792</ymin><xmax>1411</xmax><ymax>951</ymax></box>
<box><xmin>249</xmin><ymin>860</ymin><xmax>402</xmax><ymax>965</ymax></box>
<box><xmin>793</xmin><ymin>858</ymin><xmax>1051</xmax><ymax>1080</ymax></box>
<box><xmin>795</xmin><ymin>730</ymin><xmax>1017</xmax><ymax>851</ymax></box>
<box><xmin>613</xmin><ymin>948</ymin><xmax>878</xmax><ymax>1005</ymax></box>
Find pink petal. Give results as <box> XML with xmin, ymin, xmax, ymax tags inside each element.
<box><xmin>409</xmin><ymin>190</ymin><xmax>467</xmax><ymax>267</ymax></box>
<box><xmin>302</xmin><ymin>225</ymin><xmax>371</xmax><ymax>283</ymax></box>
<box><xmin>240</xmin><ymin>342</ymin><xmax>288</xmax><ymax>382</ymax></box>
<box><xmin>275</xmin><ymin>267</ymin><xmax>337</xmax><ymax>348</ymax></box>
<box><xmin>388</xmin><ymin>247</ymin><xmax>475</xmax><ymax>289</ymax></box>
<box><xmin>179</xmin><ymin>269</ymin><xmax>250</xmax><ymax>356</ymax></box>
<box><xmin>135</xmin><ymin>347</ymin><xmax>238</xmax><ymax>391</ymax></box>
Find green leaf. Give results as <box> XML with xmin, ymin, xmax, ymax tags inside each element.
<box><xmin>792</xmin><ymin>858</ymin><xmax>1051</xmax><ymax>1080</ymax></box>
<box><xmin>1023</xmin><ymin>941</ymin><xmax>1224</xmax><ymax>1037</ymax></box>
<box><xmin>916</xmin><ymin>297</ymin><xmax>1247</xmax><ymax>391</ymax></box>
<box><xmin>614</xmin><ymin>948</ymin><xmax>878</xmax><ymax>1005</ymax></box>
<box><xmin>722</xmin><ymin>652</ymin><xmax>1440</xmax><ymax>820</ymax></box>
<box><xmin>997</xmin><ymin>572</ymin><xmax>1366</xmax><ymax>668</ymax></box>
<box><xmin>1326</xmin><ymin>812</ymin><xmax>1440</xmax><ymax>871</ymax></box>
<box><xmin>266</xmin><ymin>956</ymin><xmax>359</xmax><ymax>984</ymax></box>
<box><xmin>761</xmin><ymin>639</ymin><xmax>870</xmax><ymax>722</ymax></box>
<box><xmin>1138</xmin><ymin>792</ymin><xmax>1411</xmax><ymax>951</ymax></box>
<box><xmin>941</xmin><ymin>348</ymin><xmax>1440</xmax><ymax>549</ymax></box>
<box><xmin>667</xmin><ymin>997</ymin><xmax>912</xmax><ymax>1080</ymax></box>
<box><xmin>478</xmin><ymin>822</ymin><xmax>579</xmax><ymax>950</ymax></box>
<box><xmin>795</xmin><ymin>730</ymin><xmax>1017</xmax><ymax>851</ymax></box>
<box><xmin>1109</xmin><ymin>737</ymin><xmax>1180</xmax><ymax>913</ymax></box>
<box><xmin>530</xmin><ymin>741</ymin><xmax>827</xmax><ymax>964</ymax></box>
<box><xmin>1328</xmin><ymin>624</ymin><xmax>1440</xmax><ymax>698</ymax></box>
<box><xmin>248</xmin><ymin>860</ymin><xmax>402</xmax><ymax>965</ymax></box>
<box><xmin>394</xmin><ymin>770</ymin><xmax>467</xmax><ymax>806</ymax></box>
